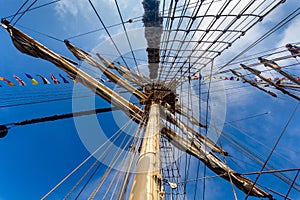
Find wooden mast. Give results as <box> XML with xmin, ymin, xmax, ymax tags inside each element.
<box><xmin>129</xmin><ymin>103</ymin><xmax>164</xmax><ymax>200</ymax></box>
<box><xmin>129</xmin><ymin>1</ymin><xmax>164</xmax><ymax>196</ymax></box>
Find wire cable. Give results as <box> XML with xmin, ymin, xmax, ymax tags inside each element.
<box><xmin>9</xmin><ymin>0</ymin><xmax>30</xmax><ymax>22</ymax></box>
<box><xmin>13</xmin><ymin>0</ymin><xmax>38</xmax><ymax>25</ymax></box>
<box><xmin>244</xmin><ymin>101</ymin><xmax>300</xmax><ymax>199</ymax></box>
<box><xmin>88</xmin><ymin>0</ymin><xmax>129</xmax><ymax>67</ymax></box>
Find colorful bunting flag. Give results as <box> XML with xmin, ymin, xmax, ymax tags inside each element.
<box><xmin>50</xmin><ymin>73</ymin><xmax>60</xmax><ymax>84</ymax></box>
<box><xmin>36</xmin><ymin>74</ymin><xmax>51</xmax><ymax>84</ymax></box>
<box><xmin>0</xmin><ymin>77</ymin><xmax>16</xmax><ymax>86</ymax></box>
<box><xmin>13</xmin><ymin>75</ymin><xmax>26</xmax><ymax>86</ymax></box>
<box><xmin>25</xmin><ymin>73</ymin><xmax>39</xmax><ymax>85</ymax></box>
<box><xmin>59</xmin><ymin>73</ymin><xmax>69</xmax><ymax>83</ymax></box>
<box><xmin>0</xmin><ymin>70</ymin><xmax>296</xmax><ymax>89</ymax></box>
<box><xmin>67</xmin><ymin>75</ymin><xmax>78</xmax><ymax>83</ymax></box>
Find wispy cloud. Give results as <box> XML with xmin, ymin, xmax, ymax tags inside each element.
<box><xmin>54</xmin><ymin>0</ymin><xmax>83</xmax><ymax>18</ymax></box>
<box><xmin>277</xmin><ymin>17</ymin><xmax>300</xmax><ymax>46</ymax></box>
<box><xmin>54</xmin><ymin>0</ymin><xmax>142</xmax><ymax>26</ymax></box>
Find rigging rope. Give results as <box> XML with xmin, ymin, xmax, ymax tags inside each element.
<box><xmin>162</xmin><ymin>0</ymin><xmax>254</xmax><ymax>82</ymax></box>
<box><xmin>104</xmin><ymin>126</ymin><xmax>139</xmax><ymax>200</ymax></box>
<box><xmin>176</xmin><ymin>0</ymin><xmax>286</xmax><ymax>85</ymax></box>
<box><xmin>117</xmin><ymin>126</ymin><xmax>143</xmax><ymax>199</ymax></box>
<box><xmin>88</xmin><ymin>0</ymin><xmax>128</xmax><ymax>67</ymax></box>
<box><xmin>9</xmin><ymin>0</ymin><xmax>30</xmax><ymax>23</ymax></box>
<box><xmin>4</xmin><ymin>0</ymin><xmax>61</xmax><ymax>20</ymax></box>
<box><xmin>193</xmin><ymin>70</ymin><xmax>202</xmax><ymax>200</ymax></box>
<box><xmin>188</xmin><ymin>102</ymin><xmax>300</xmax><ymax>193</ymax></box>
<box><xmin>13</xmin><ymin>0</ymin><xmax>38</xmax><ymax>25</ymax></box>
<box><xmin>284</xmin><ymin>170</ymin><xmax>299</xmax><ymax>200</ymax></box>
<box><xmin>73</xmin><ymin>162</ymin><xmax>101</xmax><ymax>200</ymax></box>
<box><xmin>201</xmin><ymin>59</ymin><xmax>214</xmax><ymax>200</ymax></box>
<box><xmin>76</xmin><ymin>117</ymin><xmax>139</xmax><ymax>199</ymax></box>
<box><xmin>244</xmin><ymin>101</ymin><xmax>300</xmax><ymax>199</ymax></box>
<box><xmin>42</xmin><ymin>116</ymin><xmax>137</xmax><ymax>199</ymax></box>
<box><xmin>114</xmin><ymin>0</ymin><xmax>139</xmax><ymax>72</ymax></box>
<box><xmin>17</xmin><ymin>24</ymin><xmax>64</xmax><ymax>42</ymax></box>
<box><xmin>88</xmin><ymin>116</ymin><xmax>144</xmax><ymax>199</ymax></box>
<box><xmin>64</xmin><ymin>158</ymin><xmax>101</xmax><ymax>199</ymax></box>
<box><xmin>218</xmin><ymin>6</ymin><xmax>300</xmax><ymax>73</ymax></box>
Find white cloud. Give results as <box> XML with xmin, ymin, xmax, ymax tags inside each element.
<box><xmin>54</xmin><ymin>0</ymin><xmax>82</xmax><ymax>18</ymax></box>
<box><xmin>53</xmin><ymin>0</ymin><xmax>144</xmax><ymax>51</ymax></box>
<box><xmin>277</xmin><ymin>17</ymin><xmax>300</xmax><ymax>47</ymax></box>
<box><xmin>54</xmin><ymin>0</ymin><xmax>142</xmax><ymax>25</ymax></box>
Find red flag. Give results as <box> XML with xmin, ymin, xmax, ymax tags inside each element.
<box><xmin>13</xmin><ymin>75</ymin><xmax>26</xmax><ymax>86</ymax></box>
<box><xmin>0</xmin><ymin>77</ymin><xmax>15</xmax><ymax>86</ymax></box>
<box><xmin>50</xmin><ymin>73</ymin><xmax>60</xmax><ymax>84</ymax></box>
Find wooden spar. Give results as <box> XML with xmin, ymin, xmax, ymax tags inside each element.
<box><xmin>241</xmin><ymin>64</ymin><xmax>300</xmax><ymax>101</ymax></box>
<box><xmin>96</xmin><ymin>54</ymin><xmax>146</xmax><ymax>88</ymax></box>
<box><xmin>278</xmin><ymin>83</ymin><xmax>300</xmax><ymax>89</ymax></box>
<box><xmin>286</xmin><ymin>44</ymin><xmax>300</xmax><ymax>57</ymax></box>
<box><xmin>129</xmin><ymin>103</ymin><xmax>164</xmax><ymax>200</ymax></box>
<box><xmin>218</xmin><ymin>53</ymin><xmax>300</xmax><ymax>75</ymax></box>
<box><xmin>175</xmin><ymin>106</ymin><xmax>206</xmax><ymax>128</ymax></box>
<box><xmin>64</xmin><ymin>41</ymin><xmax>148</xmax><ymax>100</ymax></box>
<box><xmin>117</xmin><ymin>61</ymin><xmax>153</xmax><ymax>84</ymax></box>
<box><xmin>174</xmin><ymin>104</ymin><xmax>206</xmax><ymax>127</ymax></box>
<box><xmin>1</xmin><ymin>20</ymin><xmax>144</xmax><ymax>122</ymax></box>
<box><xmin>258</xmin><ymin>57</ymin><xmax>300</xmax><ymax>85</ymax></box>
<box><xmin>161</xmin><ymin>127</ymin><xmax>273</xmax><ymax>199</ymax></box>
<box><xmin>230</xmin><ymin>69</ymin><xmax>277</xmax><ymax>98</ymax></box>
<box><xmin>162</xmin><ymin>107</ymin><xmax>228</xmax><ymax>156</ymax></box>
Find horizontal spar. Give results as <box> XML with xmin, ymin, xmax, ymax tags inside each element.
<box><xmin>0</xmin><ymin>107</ymin><xmax>118</xmax><ymax>138</ymax></box>
<box><xmin>1</xmin><ymin>20</ymin><xmax>144</xmax><ymax>123</ymax></box>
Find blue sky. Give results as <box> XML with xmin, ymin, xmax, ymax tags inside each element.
<box><xmin>0</xmin><ymin>0</ymin><xmax>300</xmax><ymax>199</ymax></box>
